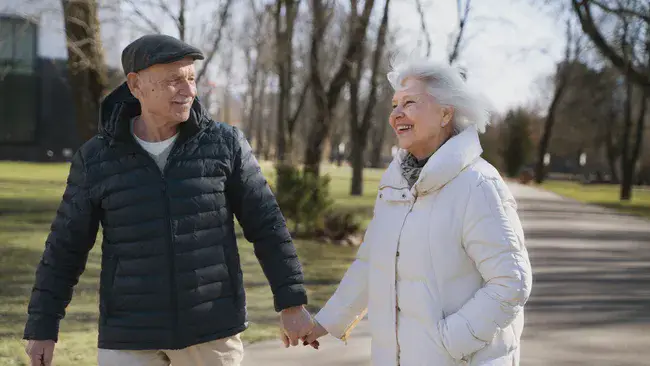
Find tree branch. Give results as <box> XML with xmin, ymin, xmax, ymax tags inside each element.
<box><xmin>571</xmin><ymin>0</ymin><xmax>650</xmax><ymax>88</ymax></box>
<box><xmin>414</xmin><ymin>0</ymin><xmax>431</xmax><ymax>57</ymax></box>
<box><xmin>123</xmin><ymin>0</ymin><xmax>163</xmax><ymax>34</ymax></box>
<box><xmin>288</xmin><ymin>80</ymin><xmax>311</xmax><ymax>132</ymax></box>
<box><xmin>448</xmin><ymin>0</ymin><xmax>471</xmax><ymax>65</ymax></box>
<box><xmin>196</xmin><ymin>0</ymin><xmax>234</xmax><ymax>83</ymax></box>
<box><xmin>326</xmin><ymin>0</ymin><xmax>375</xmax><ymax>109</ymax></box>
<box><xmin>158</xmin><ymin>0</ymin><xmax>182</xmax><ymax>29</ymax></box>
<box><xmin>589</xmin><ymin>0</ymin><xmax>650</xmax><ymax>23</ymax></box>
<box><xmin>361</xmin><ymin>0</ymin><xmax>391</xmax><ymax>133</ymax></box>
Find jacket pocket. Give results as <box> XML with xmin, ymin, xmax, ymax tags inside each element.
<box><xmin>101</xmin><ymin>255</ymin><xmax>119</xmax><ymax>320</ymax></box>
<box><xmin>221</xmin><ymin>243</ymin><xmax>241</xmax><ymax>301</ymax></box>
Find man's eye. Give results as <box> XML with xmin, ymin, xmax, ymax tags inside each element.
<box><xmin>404</xmin><ymin>100</ymin><xmax>414</xmax><ymax>106</ymax></box>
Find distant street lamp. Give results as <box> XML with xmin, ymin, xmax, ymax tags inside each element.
<box><xmin>579</xmin><ymin>153</ymin><xmax>587</xmax><ymax>167</ymax></box>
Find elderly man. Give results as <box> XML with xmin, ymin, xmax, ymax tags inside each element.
<box><xmin>23</xmin><ymin>35</ymin><xmax>313</xmax><ymax>366</ymax></box>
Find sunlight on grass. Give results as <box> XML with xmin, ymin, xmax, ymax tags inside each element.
<box><xmin>541</xmin><ymin>180</ymin><xmax>650</xmax><ymax>219</ymax></box>
<box><xmin>0</xmin><ymin>161</ymin><xmax>380</xmax><ymax>366</ymax></box>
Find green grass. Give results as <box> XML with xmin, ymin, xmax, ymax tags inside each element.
<box><xmin>0</xmin><ymin>161</ymin><xmax>383</xmax><ymax>366</ymax></box>
<box><xmin>541</xmin><ymin>180</ymin><xmax>650</xmax><ymax>219</ymax></box>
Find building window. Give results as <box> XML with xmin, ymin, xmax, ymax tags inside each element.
<box><xmin>0</xmin><ymin>16</ymin><xmax>36</xmax><ymax>75</ymax></box>
<box><xmin>0</xmin><ymin>16</ymin><xmax>38</xmax><ymax>143</ymax></box>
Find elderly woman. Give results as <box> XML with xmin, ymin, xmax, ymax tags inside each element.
<box><xmin>302</xmin><ymin>61</ymin><xmax>533</xmax><ymax>365</ymax></box>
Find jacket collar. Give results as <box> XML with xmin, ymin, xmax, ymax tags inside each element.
<box><xmin>380</xmin><ymin>127</ymin><xmax>483</xmax><ymax>195</ymax></box>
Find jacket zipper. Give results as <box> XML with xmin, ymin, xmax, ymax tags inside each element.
<box><xmin>394</xmin><ymin>195</ymin><xmax>417</xmax><ymax>365</ymax></box>
<box><xmin>161</xmin><ymin>147</ymin><xmax>183</xmax><ymax>346</ymax></box>
<box><xmin>124</xmin><ymin>138</ymin><xmax>183</xmax><ymax>346</ymax></box>
<box><xmin>340</xmin><ymin>308</ymin><xmax>368</xmax><ymax>344</ymax></box>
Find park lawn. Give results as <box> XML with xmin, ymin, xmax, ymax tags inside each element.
<box><xmin>0</xmin><ymin>161</ymin><xmax>383</xmax><ymax>366</ymax></box>
<box><xmin>541</xmin><ymin>180</ymin><xmax>650</xmax><ymax>219</ymax></box>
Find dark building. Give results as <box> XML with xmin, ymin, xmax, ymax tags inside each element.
<box><xmin>0</xmin><ymin>14</ymin><xmax>82</xmax><ymax>162</ymax></box>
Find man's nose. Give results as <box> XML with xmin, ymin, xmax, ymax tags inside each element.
<box><xmin>178</xmin><ymin>79</ymin><xmax>196</xmax><ymax>97</ymax></box>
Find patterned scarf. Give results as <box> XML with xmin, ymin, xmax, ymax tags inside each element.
<box><xmin>400</xmin><ymin>153</ymin><xmax>430</xmax><ymax>188</ymax></box>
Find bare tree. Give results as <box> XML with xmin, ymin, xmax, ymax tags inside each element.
<box><xmin>448</xmin><ymin>0</ymin><xmax>472</xmax><ymax>65</ymax></box>
<box><xmin>349</xmin><ymin>0</ymin><xmax>391</xmax><ymax>195</ymax></box>
<box><xmin>413</xmin><ymin>0</ymin><xmax>472</xmax><ymax>64</ymax></box>
<box><xmin>571</xmin><ymin>0</ymin><xmax>649</xmax><ymax>200</ymax></box>
<box><xmin>122</xmin><ymin>0</ymin><xmax>186</xmax><ymax>40</ymax></box>
<box><xmin>618</xmin><ymin>22</ymin><xmax>649</xmax><ymax>200</ymax></box>
<box><xmin>242</xmin><ymin>1</ymin><xmax>269</xmax><ymax>145</ymax></box>
<box><xmin>571</xmin><ymin>0</ymin><xmax>650</xmax><ymax>89</ymax></box>
<box><xmin>413</xmin><ymin>0</ymin><xmax>432</xmax><ymax>57</ymax></box>
<box><xmin>534</xmin><ymin>18</ymin><xmax>576</xmax><ymax>183</ymax></box>
<box><xmin>61</xmin><ymin>0</ymin><xmax>108</xmax><ymax>141</ymax></box>
<box><xmin>275</xmin><ymin>0</ymin><xmax>310</xmax><ymax>163</ymax></box>
<box><xmin>304</xmin><ymin>0</ymin><xmax>376</xmax><ymax>176</ymax></box>
<box><xmin>196</xmin><ymin>0</ymin><xmax>233</xmax><ymax>83</ymax></box>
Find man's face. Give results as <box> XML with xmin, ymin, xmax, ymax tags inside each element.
<box><xmin>127</xmin><ymin>58</ymin><xmax>197</xmax><ymax>125</ymax></box>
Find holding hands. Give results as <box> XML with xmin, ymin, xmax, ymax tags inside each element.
<box><xmin>279</xmin><ymin>306</ymin><xmax>328</xmax><ymax>350</ymax></box>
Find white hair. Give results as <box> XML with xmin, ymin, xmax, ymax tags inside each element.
<box><xmin>387</xmin><ymin>60</ymin><xmax>492</xmax><ymax>133</ymax></box>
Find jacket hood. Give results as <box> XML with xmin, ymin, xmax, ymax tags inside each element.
<box><xmin>380</xmin><ymin>127</ymin><xmax>483</xmax><ymax>194</ymax></box>
<box><xmin>98</xmin><ymin>82</ymin><xmax>211</xmax><ymax>141</ymax></box>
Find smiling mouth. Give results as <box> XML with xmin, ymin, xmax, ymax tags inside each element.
<box><xmin>396</xmin><ymin>125</ymin><xmax>413</xmax><ymax>133</ymax></box>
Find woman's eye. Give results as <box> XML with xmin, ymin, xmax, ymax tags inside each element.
<box><xmin>404</xmin><ymin>100</ymin><xmax>414</xmax><ymax>106</ymax></box>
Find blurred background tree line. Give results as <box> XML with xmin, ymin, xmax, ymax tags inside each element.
<box><xmin>6</xmin><ymin>0</ymin><xmax>650</xmax><ymax>238</ymax></box>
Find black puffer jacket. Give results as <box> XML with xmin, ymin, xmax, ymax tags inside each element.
<box><xmin>24</xmin><ymin>83</ymin><xmax>307</xmax><ymax>350</ymax></box>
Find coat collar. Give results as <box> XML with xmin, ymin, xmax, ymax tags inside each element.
<box><xmin>380</xmin><ymin>127</ymin><xmax>483</xmax><ymax>195</ymax></box>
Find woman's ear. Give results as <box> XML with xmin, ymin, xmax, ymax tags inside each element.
<box><xmin>441</xmin><ymin>106</ymin><xmax>454</xmax><ymax>127</ymax></box>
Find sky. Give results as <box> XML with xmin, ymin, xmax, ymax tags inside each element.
<box><xmin>1</xmin><ymin>0</ymin><xmax>567</xmax><ymax>114</ymax></box>
<box><xmin>388</xmin><ymin>0</ymin><xmax>566</xmax><ymax>114</ymax></box>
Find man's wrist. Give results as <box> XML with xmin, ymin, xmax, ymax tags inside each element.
<box><xmin>280</xmin><ymin>305</ymin><xmax>304</xmax><ymax>314</ymax></box>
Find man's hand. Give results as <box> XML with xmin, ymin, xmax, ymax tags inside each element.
<box><xmin>280</xmin><ymin>305</ymin><xmax>314</xmax><ymax>347</ymax></box>
<box><xmin>25</xmin><ymin>340</ymin><xmax>55</xmax><ymax>366</ymax></box>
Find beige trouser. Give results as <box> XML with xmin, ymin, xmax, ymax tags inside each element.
<box><xmin>97</xmin><ymin>334</ymin><xmax>243</xmax><ymax>366</ymax></box>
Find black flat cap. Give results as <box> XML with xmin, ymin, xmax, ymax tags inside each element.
<box><xmin>121</xmin><ymin>34</ymin><xmax>204</xmax><ymax>75</ymax></box>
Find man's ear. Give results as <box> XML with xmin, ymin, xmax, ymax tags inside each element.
<box><xmin>441</xmin><ymin>106</ymin><xmax>454</xmax><ymax>127</ymax></box>
<box><xmin>126</xmin><ymin>72</ymin><xmax>140</xmax><ymax>98</ymax></box>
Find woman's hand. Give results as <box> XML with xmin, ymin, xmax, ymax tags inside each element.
<box><xmin>301</xmin><ymin>320</ymin><xmax>328</xmax><ymax>349</ymax></box>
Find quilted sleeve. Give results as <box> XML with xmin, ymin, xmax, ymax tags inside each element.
<box><xmin>226</xmin><ymin>127</ymin><xmax>307</xmax><ymax>312</ymax></box>
<box><xmin>23</xmin><ymin>150</ymin><xmax>101</xmax><ymax>342</ymax></box>
<box><xmin>437</xmin><ymin>177</ymin><xmax>532</xmax><ymax>360</ymax></box>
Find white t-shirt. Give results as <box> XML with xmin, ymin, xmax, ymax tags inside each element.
<box><xmin>131</xmin><ymin>117</ymin><xmax>179</xmax><ymax>171</ymax></box>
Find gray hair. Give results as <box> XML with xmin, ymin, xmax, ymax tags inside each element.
<box><xmin>387</xmin><ymin>60</ymin><xmax>492</xmax><ymax>133</ymax></box>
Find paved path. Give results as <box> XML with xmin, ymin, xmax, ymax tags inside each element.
<box><xmin>242</xmin><ymin>183</ymin><xmax>650</xmax><ymax>365</ymax></box>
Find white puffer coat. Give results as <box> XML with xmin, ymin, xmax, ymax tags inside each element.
<box><xmin>315</xmin><ymin>128</ymin><xmax>533</xmax><ymax>366</ymax></box>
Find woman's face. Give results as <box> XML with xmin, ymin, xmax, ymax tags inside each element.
<box><xmin>389</xmin><ymin>78</ymin><xmax>453</xmax><ymax>159</ymax></box>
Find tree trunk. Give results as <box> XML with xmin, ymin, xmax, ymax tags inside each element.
<box><xmin>304</xmin><ymin>108</ymin><xmax>329</xmax><ymax>176</ymax></box>
<box><xmin>61</xmin><ymin>0</ymin><xmax>108</xmax><ymax>142</ymax></box>
<box><xmin>369</xmin><ymin>119</ymin><xmax>388</xmax><ymax>168</ymax></box>
<box><xmin>350</xmin><ymin>131</ymin><xmax>366</xmax><ymax>195</ymax></box>
<box><xmin>534</xmin><ymin>88</ymin><xmax>563</xmax><ymax>184</ymax></box>
<box><xmin>535</xmin><ymin>18</ymin><xmax>575</xmax><ymax>184</ymax></box>
<box><xmin>349</xmin><ymin>0</ymin><xmax>390</xmax><ymax>195</ymax></box>
<box><xmin>255</xmin><ymin>72</ymin><xmax>268</xmax><ymax>156</ymax></box>
<box><xmin>619</xmin><ymin>71</ymin><xmax>634</xmax><ymax>201</ymax></box>
<box><xmin>304</xmin><ymin>0</ymin><xmax>376</xmax><ymax>176</ymax></box>
<box><xmin>274</xmin><ymin>0</ymin><xmax>287</xmax><ymax>162</ymax></box>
